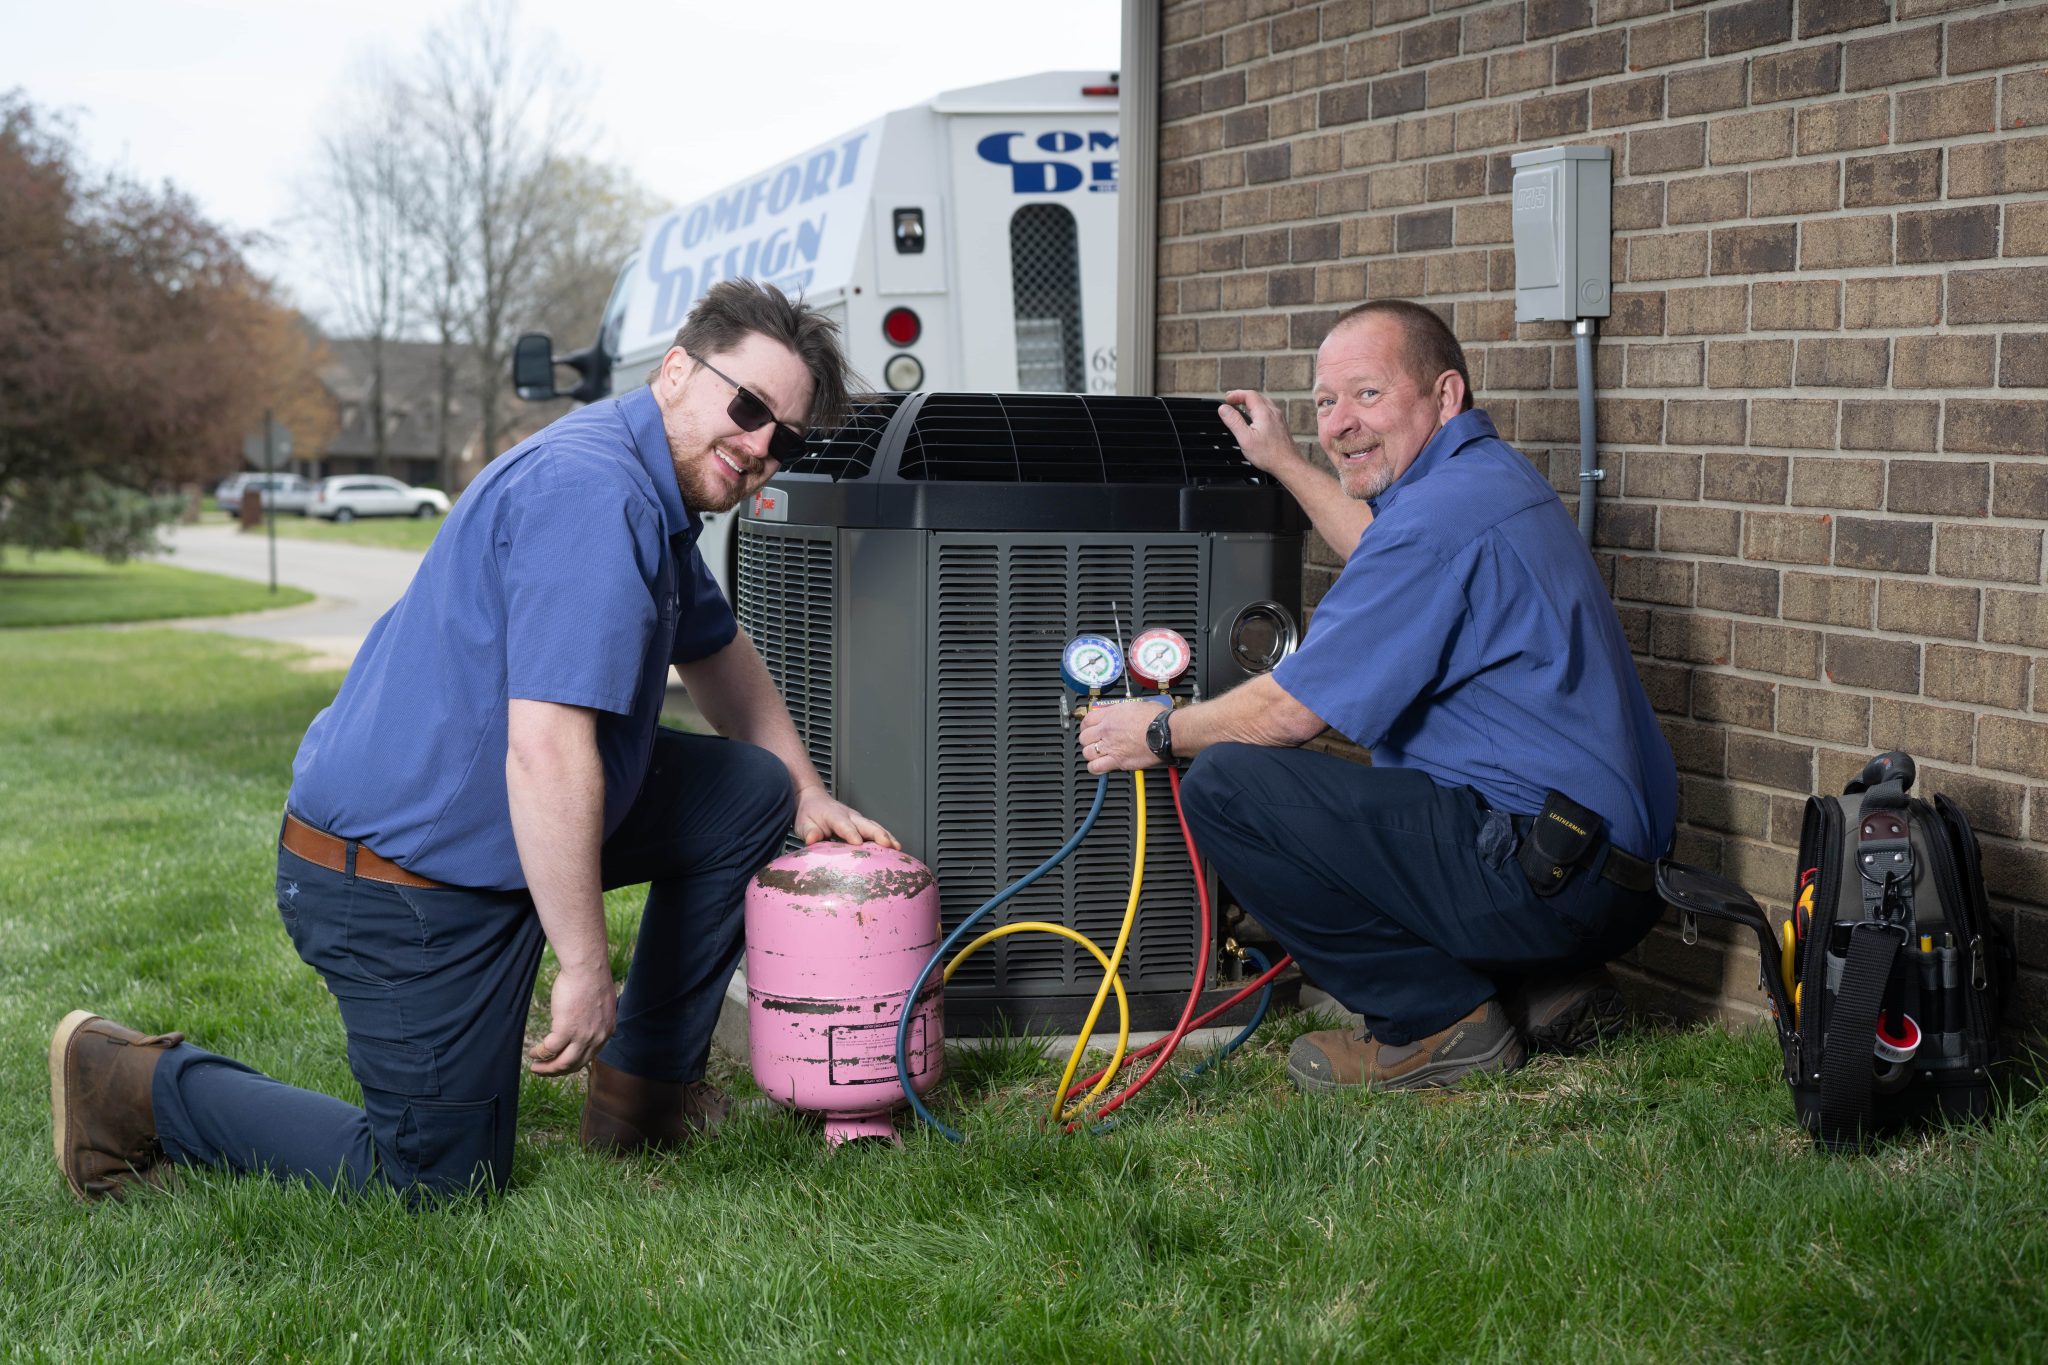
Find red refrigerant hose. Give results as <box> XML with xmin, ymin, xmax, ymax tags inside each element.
<box><xmin>1054</xmin><ymin>765</ymin><xmax>1210</xmax><ymax>1122</ymax></box>
<box><xmin>1064</xmin><ymin>765</ymin><xmax>1295</xmax><ymax>1128</ymax></box>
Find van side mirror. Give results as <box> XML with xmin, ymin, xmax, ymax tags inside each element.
<box><xmin>512</xmin><ymin>334</ymin><xmax>558</xmax><ymax>401</ymax></box>
<box><xmin>557</xmin><ymin>343</ymin><xmax>614</xmax><ymax>404</ymax></box>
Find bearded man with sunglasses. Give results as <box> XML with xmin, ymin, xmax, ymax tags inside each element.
<box><xmin>50</xmin><ymin>280</ymin><xmax>895</xmax><ymax>1204</ymax></box>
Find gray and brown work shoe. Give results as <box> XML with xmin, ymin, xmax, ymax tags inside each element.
<box><xmin>1504</xmin><ymin>965</ymin><xmax>1628</xmax><ymax>1055</ymax></box>
<box><xmin>579</xmin><ymin>1058</ymin><xmax>738</xmax><ymax>1153</ymax></box>
<box><xmin>50</xmin><ymin>1010</ymin><xmax>184</xmax><ymax>1201</ymax></box>
<box><xmin>1287</xmin><ymin>999</ymin><xmax>1525</xmax><ymax>1093</ymax></box>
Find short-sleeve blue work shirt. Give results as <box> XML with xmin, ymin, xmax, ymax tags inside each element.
<box><xmin>288</xmin><ymin>387</ymin><xmax>738</xmax><ymax>890</ymax></box>
<box><xmin>1271</xmin><ymin>408</ymin><xmax>1676</xmax><ymax>860</ymax></box>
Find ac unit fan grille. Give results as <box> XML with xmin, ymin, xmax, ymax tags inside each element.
<box><xmin>781</xmin><ymin>393</ymin><xmax>907</xmax><ymax>481</ymax></box>
<box><xmin>899</xmin><ymin>394</ymin><xmax>1265</xmax><ymax>485</ymax></box>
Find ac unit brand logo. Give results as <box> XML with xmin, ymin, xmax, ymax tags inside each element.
<box><xmin>750</xmin><ymin>488</ymin><xmax>787</xmax><ymax>522</ymax></box>
<box><xmin>975</xmin><ymin>130</ymin><xmax>1119</xmax><ymax>194</ymax></box>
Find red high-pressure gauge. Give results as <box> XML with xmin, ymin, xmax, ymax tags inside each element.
<box><xmin>1127</xmin><ymin>628</ymin><xmax>1192</xmax><ymax>690</ymax></box>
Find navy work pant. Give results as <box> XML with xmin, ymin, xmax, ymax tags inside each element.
<box><xmin>1178</xmin><ymin>744</ymin><xmax>1661</xmax><ymax>1046</ymax></box>
<box><xmin>151</xmin><ymin>730</ymin><xmax>795</xmax><ymax>1199</ymax></box>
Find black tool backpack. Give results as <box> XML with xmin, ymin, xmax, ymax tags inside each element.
<box><xmin>1656</xmin><ymin>750</ymin><xmax>2009</xmax><ymax>1151</ymax></box>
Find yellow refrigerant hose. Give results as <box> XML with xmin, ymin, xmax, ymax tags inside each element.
<box><xmin>942</xmin><ymin>922</ymin><xmax>1131</xmax><ymax>1111</ymax></box>
<box><xmin>944</xmin><ymin>768</ymin><xmax>1148</xmax><ymax>1123</ymax></box>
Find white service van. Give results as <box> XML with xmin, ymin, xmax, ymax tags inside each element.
<box><xmin>513</xmin><ymin>70</ymin><xmax>1121</xmax><ymax>589</ymax></box>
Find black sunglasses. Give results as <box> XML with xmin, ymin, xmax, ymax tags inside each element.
<box><xmin>686</xmin><ymin>351</ymin><xmax>808</xmax><ymax>463</ymax></box>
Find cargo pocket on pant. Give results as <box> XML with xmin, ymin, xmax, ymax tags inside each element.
<box><xmin>346</xmin><ymin>1033</ymin><xmax>441</xmax><ymax>1097</ymax></box>
<box><xmin>398</xmin><ymin>1096</ymin><xmax>501</xmax><ymax>1200</ymax></box>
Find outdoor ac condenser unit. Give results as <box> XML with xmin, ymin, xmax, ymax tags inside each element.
<box><xmin>736</xmin><ymin>392</ymin><xmax>1305</xmax><ymax>1034</ymax></box>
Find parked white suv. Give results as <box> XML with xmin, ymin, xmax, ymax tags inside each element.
<box><xmin>215</xmin><ymin>472</ymin><xmax>315</xmax><ymax>517</ymax></box>
<box><xmin>308</xmin><ymin>475</ymin><xmax>450</xmax><ymax>522</ymax></box>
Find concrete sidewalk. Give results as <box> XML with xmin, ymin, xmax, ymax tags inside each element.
<box><xmin>158</xmin><ymin>521</ymin><xmax>709</xmax><ymax>729</ymax></box>
<box><xmin>158</xmin><ymin>521</ymin><xmax>425</xmax><ymax>670</ymax></box>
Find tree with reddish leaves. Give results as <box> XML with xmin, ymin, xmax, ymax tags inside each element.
<box><xmin>0</xmin><ymin>91</ymin><xmax>332</xmax><ymax>559</ymax></box>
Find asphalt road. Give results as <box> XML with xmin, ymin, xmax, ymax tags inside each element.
<box><xmin>157</xmin><ymin>520</ymin><xmax>424</xmax><ymax>669</ymax></box>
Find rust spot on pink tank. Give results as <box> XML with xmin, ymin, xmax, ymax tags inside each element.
<box><xmin>756</xmin><ymin>995</ymin><xmax>841</xmax><ymax>1015</ymax></box>
<box><xmin>754</xmin><ymin>864</ymin><xmax>936</xmax><ymax>904</ymax></box>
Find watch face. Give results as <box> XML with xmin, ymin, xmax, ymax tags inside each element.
<box><xmin>1146</xmin><ymin>707</ymin><xmax>1172</xmax><ymax>757</ymax></box>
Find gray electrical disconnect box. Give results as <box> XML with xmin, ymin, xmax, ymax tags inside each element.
<box><xmin>1510</xmin><ymin>146</ymin><xmax>1612</xmax><ymax>323</ymax></box>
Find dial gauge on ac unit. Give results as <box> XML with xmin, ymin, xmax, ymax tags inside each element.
<box><xmin>1127</xmin><ymin>628</ymin><xmax>1192</xmax><ymax>689</ymax></box>
<box><xmin>1060</xmin><ymin>634</ymin><xmax>1126</xmax><ymax>694</ymax></box>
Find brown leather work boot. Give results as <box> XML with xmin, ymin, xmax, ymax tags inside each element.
<box><xmin>579</xmin><ymin>1058</ymin><xmax>737</xmax><ymax>1153</ymax></box>
<box><xmin>50</xmin><ymin>1010</ymin><xmax>185</xmax><ymax>1200</ymax></box>
<box><xmin>1287</xmin><ymin>998</ymin><xmax>1525</xmax><ymax>1094</ymax></box>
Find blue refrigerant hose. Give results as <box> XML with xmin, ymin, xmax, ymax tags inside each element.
<box><xmin>1183</xmin><ymin>944</ymin><xmax>1275</xmax><ymax>1080</ymax></box>
<box><xmin>895</xmin><ymin>774</ymin><xmax>1111</xmax><ymax>1143</ymax></box>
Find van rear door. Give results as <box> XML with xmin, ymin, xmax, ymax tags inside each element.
<box><xmin>947</xmin><ymin>109</ymin><xmax>1118</xmax><ymax>393</ymax></box>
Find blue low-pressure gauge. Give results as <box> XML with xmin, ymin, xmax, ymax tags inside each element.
<box><xmin>1061</xmin><ymin>634</ymin><xmax>1125</xmax><ymax>694</ymax></box>
<box><xmin>1128</xmin><ymin>628</ymin><xmax>1192</xmax><ymax>689</ymax></box>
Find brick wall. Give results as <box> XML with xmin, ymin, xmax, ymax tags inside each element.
<box><xmin>1154</xmin><ymin>0</ymin><xmax>2048</xmax><ymax>1030</ymax></box>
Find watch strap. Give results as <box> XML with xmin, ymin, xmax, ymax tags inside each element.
<box><xmin>1147</xmin><ymin>705</ymin><xmax>1176</xmax><ymax>764</ymax></box>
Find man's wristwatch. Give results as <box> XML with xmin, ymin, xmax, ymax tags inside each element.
<box><xmin>1144</xmin><ymin>705</ymin><xmax>1177</xmax><ymax>765</ymax></box>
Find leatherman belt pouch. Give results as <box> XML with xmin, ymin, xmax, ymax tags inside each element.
<box><xmin>1518</xmin><ymin>789</ymin><xmax>1602</xmax><ymax>897</ymax></box>
<box><xmin>1655</xmin><ymin>750</ymin><xmax>2012</xmax><ymax>1153</ymax></box>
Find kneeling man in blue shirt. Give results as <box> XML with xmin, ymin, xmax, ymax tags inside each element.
<box><xmin>53</xmin><ymin>281</ymin><xmax>896</xmax><ymax>1202</ymax></box>
<box><xmin>1079</xmin><ymin>300</ymin><xmax>1676</xmax><ymax>1092</ymax></box>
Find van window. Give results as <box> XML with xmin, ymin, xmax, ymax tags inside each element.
<box><xmin>1010</xmin><ymin>204</ymin><xmax>1083</xmax><ymax>393</ymax></box>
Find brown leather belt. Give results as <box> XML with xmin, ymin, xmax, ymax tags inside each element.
<box><xmin>281</xmin><ymin>812</ymin><xmax>444</xmax><ymax>889</ymax></box>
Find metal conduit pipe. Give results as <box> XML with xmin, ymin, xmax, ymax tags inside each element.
<box><xmin>1575</xmin><ymin>318</ymin><xmax>1600</xmax><ymax>547</ymax></box>
<box><xmin>1115</xmin><ymin>0</ymin><xmax>1160</xmax><ymax>396</ymax></box>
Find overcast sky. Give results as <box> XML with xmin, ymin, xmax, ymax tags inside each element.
<box><xmin>4</xmin><ymin>0</ymin><xmax>1120</xmax><ymax>324</ymax></box>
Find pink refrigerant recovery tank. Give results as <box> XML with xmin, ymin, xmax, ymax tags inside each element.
<box><xmin>744</xmin><ymin>843</ymin><xmax>944</xmax><ymax>1145</ymax></box>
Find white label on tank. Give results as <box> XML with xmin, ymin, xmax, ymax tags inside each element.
<box><xmin>829</xmin><ymin>1015</ymin><xmax>929</xmax><ymax>1084</ymax></box>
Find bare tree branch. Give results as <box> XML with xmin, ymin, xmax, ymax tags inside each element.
<box><xmin>412</xmin><ymin>0</ymin><xmax>592</xmax><ymax>464</ymax></box>
<box><xmin>299</xmin><ymin>55</ymin><xmax>417</xmax><ymax>472</ymax></box>
<box><xmin>286</xmin><ymin>1</ymin><xmax>660</xmax><ymax>487</ymax></box>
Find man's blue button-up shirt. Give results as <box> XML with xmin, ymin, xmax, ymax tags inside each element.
<box><xmin>1272</xmin><ymin>408</ymin><xmax>1677</xmax><ymax>859</ymax></box>
<box><xmin>288</xmin><ymin>386</ymin><xmax>738</xmax><ymax>890</ymax></box>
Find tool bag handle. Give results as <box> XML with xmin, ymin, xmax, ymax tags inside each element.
<box><xmin>1653</xmin><ymin>860</ymin><xmax>1795</xmax><ymax>1041</ymax></box>
<box><xmin>1844</xmin><ymin>750</ymin><xmax>1915</xmax><ymax>797</ymax></box>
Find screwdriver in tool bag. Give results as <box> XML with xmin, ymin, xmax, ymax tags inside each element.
<box><xmin>1780</xmin><ymin>919</ymin><xmax>1798</xmax><ymax>1001</ymax></box>
<box><xmin>1939</xmin><ymin>933</ymin><xmax>1961</xmax><ymax>1041</ymax></box>
<box><xmin>1782</xmin><ymin>875</ymin><xmax>1816</xmax><ymax>1019</ymax></box>
<box><xmin>1919</xmin><ymin>933</ymin><xmax>1938</xmax><ymax>1024</ymax></box>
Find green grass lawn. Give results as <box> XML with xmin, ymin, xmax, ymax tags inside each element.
<box><xmin>237</xmin><ymin>513</ymin><xmax>445</xmax><ymax>552</ymax></box>
<box><xmin>0</xmin><ymin>548</ymin><xmax>312</xmax><ymax>627</ymax></box>
<box><xmin>4</xmin><ymin>628</ymin><xmax>2046</xmax><ymax>1360</ymax></box>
